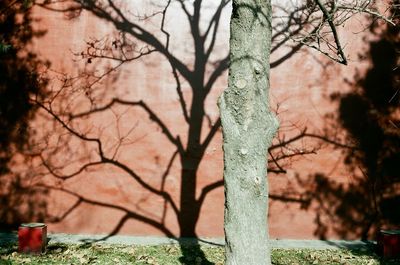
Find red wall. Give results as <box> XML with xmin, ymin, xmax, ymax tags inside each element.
<box><xmin>1</xmin><ymin>1</ymin><xmax>398</xmax><ymax>240</ymax></box>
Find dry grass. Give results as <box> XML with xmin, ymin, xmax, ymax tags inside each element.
<box><xmin>0</xmin><ymin>242</ymin><xmax>399</xmax><ymax>264</ymax></box>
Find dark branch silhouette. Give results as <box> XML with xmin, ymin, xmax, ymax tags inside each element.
<box><xmin>0</xmin><ymin>0</ymin><xmax>49</xmax><ymax>230</ymax></box>
<box><xmin>1</xmin><ymin>2</ymin><xmax>394</xmax><ymax>263</ymax></box>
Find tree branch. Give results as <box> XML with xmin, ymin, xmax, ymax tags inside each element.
<box><xmin>34</xmin><ymin>99</ymin><xmax>105</xmax><ymax>158</ymax></box>
<box><xmin>201</xmin><ymin>118</ymin><xmax>221</xmax><ymax>152</ymax></box>
<box><xmin>39</xmin><ymin>184</ymin><xmax>176</xmax><ymax>237</ymax></box>
<box><xmin>314</xmin><ymin>0</ymin><xmax>347</xmax><ymax>65</ymax></box>
<box><xmin>70</xmin><ymin>98</ymin><xmax>185</xmax><ymax>154</ymax></box>
<box><xmin>337</xmin><ymin>5</ymin><xmax>395</xmax><ymax>26</ymax></box>
<box><xmin>101</xmin><ymin>157</ymin><xmax>180</xmax><ymax>217</ymax></box>
<box><xmin>197</xmin><ymin>180</ymin><xmax>223</xmax><ymax>207</ymax></box>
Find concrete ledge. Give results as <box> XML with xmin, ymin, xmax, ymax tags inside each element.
<box><xmin>270</xmin><ymin>239</ymin><xmax>375</xmax><ymax>250</ymax></box>
<box><xmin>0</xmin><ymin>232</ymin><xmax>375</xmax><ymax>250</ymax></box>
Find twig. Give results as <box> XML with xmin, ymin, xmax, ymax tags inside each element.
<box><xmin>314</xmin><ymin>0</ymin><xmax>348</xmax><ymax>65</ymax></box>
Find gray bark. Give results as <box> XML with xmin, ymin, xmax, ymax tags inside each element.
<box><xmin>219</xmin><ymin>0</ymin><xmax>278</xmax><ymax>264</ymax></box>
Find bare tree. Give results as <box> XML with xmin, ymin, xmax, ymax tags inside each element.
<box><xmin>221</xmin><ymin>0</ymin><xmax>395</xmax><ymax>264</ymax></box>
<box><xmin>31</xmin><ymin>0</ymin><xmax>323</xmax><ymax>242</ymax></box>
<box><xmin>10</xmin><ymin>0</ymin><xmax>394</xmax><ymax>264</ymax></box>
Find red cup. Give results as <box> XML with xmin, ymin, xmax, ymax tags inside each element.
<box><xmin>18</xmin><ymin>223</ymin><xmax>47</xmax><ymax>254</ymax></box>
<box><xmin>377</xmin><ymin>229</ymin><xmax>400</xmax><ymax>259</ymax></box>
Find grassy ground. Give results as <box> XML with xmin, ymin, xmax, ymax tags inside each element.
<box><xmin>0</xmin><ymin>243</ymin><xmax>399</xmax><ymax>265</ymax></box>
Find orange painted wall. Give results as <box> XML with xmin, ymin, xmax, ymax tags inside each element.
<box><xmin>1</xmin><ymin>1</ymin><xmax>398</xmax><ymax>240</ymax></box>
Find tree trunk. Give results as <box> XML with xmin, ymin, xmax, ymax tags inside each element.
<box><xmin>219</xmin><ymin>0</ymin><xmax>278</xmax><ymax>264</ymax></box>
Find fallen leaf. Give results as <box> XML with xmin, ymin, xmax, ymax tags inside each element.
<box><xmin>79</xmin><ymin>256</ymin><xmax>88</xmax><ymax>264</ymax></box>
<box><xmin>22</xmin><ymin>257</ymin><xmax>32</xmax><ymax>263</ymax></box>
<box><xmin>55</xmin><ymin>248</ymin><xmax>62</xmax><ymax>253</ymax></box>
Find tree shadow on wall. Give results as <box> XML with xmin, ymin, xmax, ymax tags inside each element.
<box><xmin>0</xmin><ymin>1</ymin><xmax>49</xmax><ymax>231</ymax></box>
<box><xmin>307</xmin><ymin>8</ymin><xmax>400</xmax><ymax>240</ymax></box>
<box><xmin>31</xmin><ymin>0</ymin><xmax>331</xmax><ymax>263</ymax></box>
<box><xmin>35</xmin><ymin>1</ymin><xmax>229</xmax><ymax>263</ymax></box>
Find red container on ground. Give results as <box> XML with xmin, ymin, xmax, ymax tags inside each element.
<box><xmin>18</xmin><ymin>223</ymin><xmax>47</xmax><ymax>254</ymax></box>
<box><xmin>377</xmin><ymin>230</ymin><xmax>400</xmax><ymax>259</ymax></box>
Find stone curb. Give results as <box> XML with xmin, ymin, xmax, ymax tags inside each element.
<box><xmin>0</xmin><ymin>233</ymin><xmax>375</xmax><ymax>250</ymax></box>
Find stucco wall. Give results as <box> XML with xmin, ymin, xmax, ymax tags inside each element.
<box><xmin>1</xmin><ymin>0</ymin><xmax>398</xmax><ymax>240</ymax></box>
